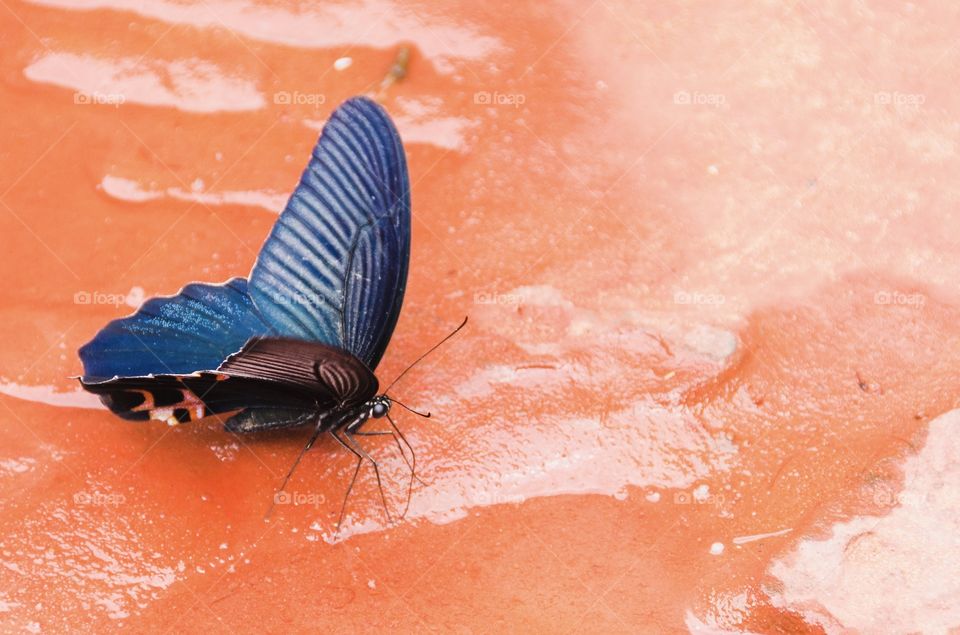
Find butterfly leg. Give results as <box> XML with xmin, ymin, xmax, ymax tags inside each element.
<box><xmin>330</xmin><ymin>429</ymin><xmax>365</xmax><ymax>536</ymax></box>
<box><xmin>265</xmin><ymin>414</ymin><xmax>324</xmax><ymax>520</ymax></box>
<box><xmin>387</xmin><ymin>413</ymin><xmax>423</xmax><ymax>518</ymax></box>
<box><xmin>352</xmin><ymin>425</ymin><xmax>419</xmax><ymax>519</ymax></box>
<box><xmin>385</xmin><ymin>413</ymin><xmax>426</xmax><ymax>487</ymax></box>
<box><xmin>336</xmin><ymin>429</ymin><xmax>393</xmax><ymax>526</ymax></box>
<box><xmin>352</xmin><ymin>427</ymin><xmax>425</xmax><ymax>487</ymax></box>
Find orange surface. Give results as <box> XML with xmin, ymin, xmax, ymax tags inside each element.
<box><xmin>2</xmin><ymin>1</ymin><xmax>960</xmax><ymax>632</ymax></box>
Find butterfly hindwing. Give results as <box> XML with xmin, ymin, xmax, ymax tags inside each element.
<box><xmin>248</xmin><ymin>96</ymin><xmax>410</xmax><ymax>369</ymax></box>
<box><xmin>80</xmin><ymin>337</ymin><xmax>379</xmax><ymax>430</ymax></box>
<box><xmin>79</xmin><ymin>372</ymin><xmax>315</xmax><ymax>425</ymax></box>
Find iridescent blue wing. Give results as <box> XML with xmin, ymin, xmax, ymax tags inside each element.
<box><xmin>78</xmin><ymin>278</ymin><xmax>270</xmax><ymax>380</ymax></box>
<box><xmin>248</xmin><ymin>96</ymin><xmax>410</xmax><ymax>370</ymax></box>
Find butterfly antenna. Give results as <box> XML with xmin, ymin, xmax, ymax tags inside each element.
<box><xmin>384</xmin><ymin>316</ymin><xmax>468</xmax><ymax>394</ymax></box>
<box><xmin>264</xmin><ymin>416</ymin><xmax>324</xmax><ymax>520</ymax></box>
<box><xmin>388</xmin><ymin>398</ymin><xmax>431</xmax><ymax>418</ymax></box>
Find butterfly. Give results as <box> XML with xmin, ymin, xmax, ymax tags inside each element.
<box><xmin>78</xmin><ymin>96</ymin><xmax>462</xmax><ymax>523</ymax></box>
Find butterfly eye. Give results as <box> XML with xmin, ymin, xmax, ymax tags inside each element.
<box><xmin>371</xmin><ymin>401</ymin><xmax>388</xmax><ymax>418</ymax></box>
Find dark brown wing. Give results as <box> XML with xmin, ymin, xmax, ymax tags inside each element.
<box><xmin>216</xmin><ymin>337</ymin><xmax>378</xmax><ymax>407</ymax></box>
<box><xmin>78</xmin><ymin>337</ymin><xmax>379</xmax><ymax>430</ymax></box>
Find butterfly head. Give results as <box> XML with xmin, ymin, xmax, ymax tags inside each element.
<box><xmin>368</xmin><ymin>395</ymin><xmax>392</xmax><ymax>419</ymax></box>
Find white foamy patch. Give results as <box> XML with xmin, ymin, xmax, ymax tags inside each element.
<box><xmin>0</xmin><ymin>381</ymin><xmax>102</xmax><ymax>409</ymax></box>
<box><xmin>329</xmin><ymin>400</ymin><xmax>736</xmax><ymax>541</ymax></box>
<box><xmin>683</xmin><ymin>325</ymin><xmax>738</xmax><ymax>361</ymax></box>
<box><xmin>24</xmin><ymin>52</ymin><xmax>264</xmax><ymax>113</ymax></box>
<box><xmin>455</xmin><ymin>363</ymin><xmax>564</xmax><ymax>399</ymax></box>
<box><xmin>508</xmin><ymin>284</ymin><xmax>575</xmax><ymax>308</ymax></box>
<box><xmin>0</xmin><ymin>457</ymin><xmax>36</xmax><ymax>476</ymax></box>
<box><xmin>685</xmin><ymin>592</ymin><xmax>755</xmax><ymax>634</ymax></box>
<box><xmin>769</xmin><ymin>409</ymin><xmax>960</xmax><ymax>633</ymax></box>
<box><xmin>333</xmin><ymin>57</ymin><xmax>352</xmax><ymax>71</ymax></box>
<box><xmin>1</xmin><ymin>505</ymin><xmax>178</xmax><ymax>623</ymax></box>
<box><xmin>299</xmin><ymin>283</ymin><xmax>739</xmax><ymax>543</ymax></box>
<box><xmin>101</xmin><ymin>175</ymin><xmax>286</xmax><ymax>213</ymax></box>
<box><xmin>24</xmin><ymin>0</ymin><xmax>501</xmax><ymax>67</ymax></box>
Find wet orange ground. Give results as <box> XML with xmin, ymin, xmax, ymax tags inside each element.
<box><xmin>2</xmin><ymin>1</ymin><xmax>960</xmax><ymax>632</ymax></box>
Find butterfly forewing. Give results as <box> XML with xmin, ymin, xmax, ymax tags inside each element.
<box><xmin>248</xmin><ymin>97</ymin><xmax>410</xmax><ymax>369</ymax></box>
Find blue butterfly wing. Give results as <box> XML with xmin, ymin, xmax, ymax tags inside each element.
<box><xmin>79</xmin><ymin>96</ymin><xmax>408</xmax><ymax>394</ymax></box>
<box><xmin>248</xmin><ymin>96</ymin><xmax>410</xmax><ymax>369</ymax></box>
<box><xmin>79</xmin><ymin>278</ymin><xmax>271</xmax><ymax>380</ymax></box>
